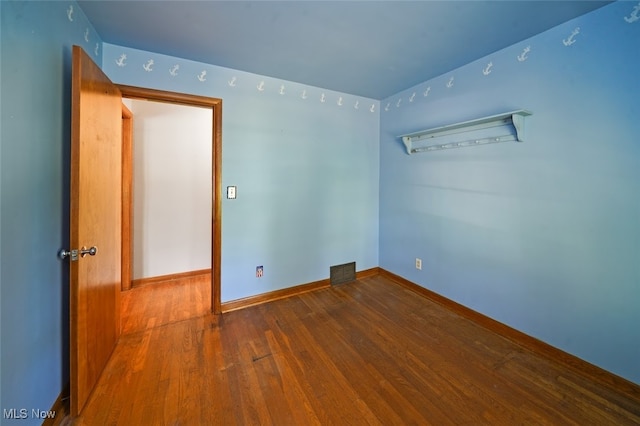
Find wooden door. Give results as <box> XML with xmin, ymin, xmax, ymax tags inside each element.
<box><xmin>69</xmin><ymin>45</ymin><xmax>122</xmax><ymax>416</ymax></box>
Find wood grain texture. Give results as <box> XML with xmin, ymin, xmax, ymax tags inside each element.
<box><xmin>212</xmin><ymin>98</ymin><xmax>223</xmax><ymax>314</ymax></box>
<box><xmin>221</xmin><ymin>278</ymin><xmax>330</xmax><ymax>313</ymax></box>
<box><xmin>42</xmin><ymin>383</ymin><xmax>69</xmax><ymax>426</ymax></box>
<box><xmin>116</xmin><ymin>84</ymin><xmax>222</xmax><ymax>314</ymax></box>
<box><xmin>221</xmin><ymin>267</ymin><xmax>380</xmax><ymax>313</ymax></box>
<box><xmin>75</xmin><ymin>274</ymin><xmax>640</xmax><ymax>425</ymax></box>
<box><xmin>379</xmin><ymin>268</ymin><xmax>640</xmax><ymax>401</ymax></box>
<box><xmin>121</xmin><ymin>103</ymin><xmax>133</xmax><ymax>291</ymax></box>
<box><xmin>131</xmin><ymin>268</ymin><xmax>211</xmax><ymax>289</ymax></box>
<box><xmin>121</xmin><ymin>272</ymin><xmax>211</xmax><ymax>335</ymax></box>
<box><xmin>70</xmin><ymin>45</ymin><xmax>122</xmax><ymax>416</ymax></box>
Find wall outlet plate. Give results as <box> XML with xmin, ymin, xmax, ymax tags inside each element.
<box><xmin>415</xmin><ymin>258</ymin><xmax>422</xmax><ymax>270</ymax></box>
<box><xmin>227</xmin><ymin>186</ymin><xmax>236</xmax><ymax>199</ymax></box>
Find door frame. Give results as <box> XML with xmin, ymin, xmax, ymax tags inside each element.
<box><xmin>121</xmin><ymin>103</ymin><xmax>133</xmax><ymax>291</ymax></box>
<box><xmin>118</xmin><ymin>85</ymin><xmax>222</xmax><ymax>314</ymax></box>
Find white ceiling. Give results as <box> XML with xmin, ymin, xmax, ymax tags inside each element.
<box><xmin>77</xmin><ymin>1</ymin><xmax>611</xmax><ymax>100</ymax></box>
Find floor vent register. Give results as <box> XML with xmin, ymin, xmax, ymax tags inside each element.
<box><xmin>330</xmin><ymin>262</ymin><xmax>356</xmax><ymax>286</ymax></box>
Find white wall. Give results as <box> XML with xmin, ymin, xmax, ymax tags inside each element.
<box><xmin>128</xmin><ymin>99</ymin><xmax>212</xmax><ymax>279</ymax></box>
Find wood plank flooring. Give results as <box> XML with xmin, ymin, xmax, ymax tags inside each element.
<box><xmin>120</xmin><ymin>272</ymin><xmax>211</xmax><ymax>334</ymax></box>
<box><xmin>74</xmin><ymin>275</ymin><xmax>640</xmax><ymax>425</ymax></box>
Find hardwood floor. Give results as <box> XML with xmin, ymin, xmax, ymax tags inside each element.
<box><xmin>120</xmin><ymin>272</ymin><xmax>211</xmax><ymax>334</ymax></box>
<box><xmin>74</xmin><ymin>275</ymin><xmax>640</xmax><ymax>425</ymax></box>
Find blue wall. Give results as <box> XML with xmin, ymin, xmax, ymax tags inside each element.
<box><xmin>379</xmin><ymin>1</ymin><xmax>639</xmax><ymax>384</ymax></box>
<box><xmin>2</xmin><ymin>1</ymin><xmax>379</xmax><ymax>416</ymax></box>
<box><xmin>1</xmin><ymin>1</ymin><xmax>378</xmax><ymax>417</ymax></box>
<box><xmin>2</xmin><ymin>0</ymin><xmax>638</xmax><ymax>420</ymax></box>
<box><xmin>101</xmin><ymin>43</ymin><xmax>380</xmax><ymax>303</ymax></box>
<box><xmin>1</xmin><ymin>1</ymin><xmax>103</xmax><ymax>423</ymax></box>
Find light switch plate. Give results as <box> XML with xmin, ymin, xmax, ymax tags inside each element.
<box><xmin>227</xmin><ymin>186</ymin><xmax>236</xmax><ymax>199</ymax></box>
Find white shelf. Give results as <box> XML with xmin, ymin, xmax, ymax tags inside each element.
<box><xmin>398</xmin><ymin>110</ymin><xmax>532</xmax><ymax>154</ymax></box>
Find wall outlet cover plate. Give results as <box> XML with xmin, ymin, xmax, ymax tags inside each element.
<box><xmin>227</xmin><ymin>186</ymin><xmax>236</xmax><ymax>199</ymax></box>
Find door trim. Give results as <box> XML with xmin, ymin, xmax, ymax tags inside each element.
<box><xmin>117</xmin><ymin>85</ymin><xmax>222</xmax><ymax>314</ymax></box>
<box><xmin>121</xmin><ymin>103</ymin><xmax>133</xmax><ymax>291</ymax></box>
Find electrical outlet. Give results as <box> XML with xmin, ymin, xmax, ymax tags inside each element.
<box><xmin>415</xmin><ymin>258</ymin><xmax>422</xmax><ymax>270</ymax></box>
<box><xmin>256</xmin><ymin>265</ymin><xmax>263</xmax><ymax>278</ymax></box>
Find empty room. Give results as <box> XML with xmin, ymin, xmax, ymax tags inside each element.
<box><xmin>1</xmin><ymin>0</ymin><xmax>639</xmax><ymax>424</ymax></box>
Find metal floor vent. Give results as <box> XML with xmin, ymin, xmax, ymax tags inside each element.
<box><xmin>330</xmin><ymin>262</ymin><xmax>356</xmax><ymax>286</ymax></box>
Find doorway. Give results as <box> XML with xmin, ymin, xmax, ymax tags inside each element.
<box><xmin>118</xmin><ymin>85</ymin><xmax>222</xmax><ymax>315</ymax></box>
